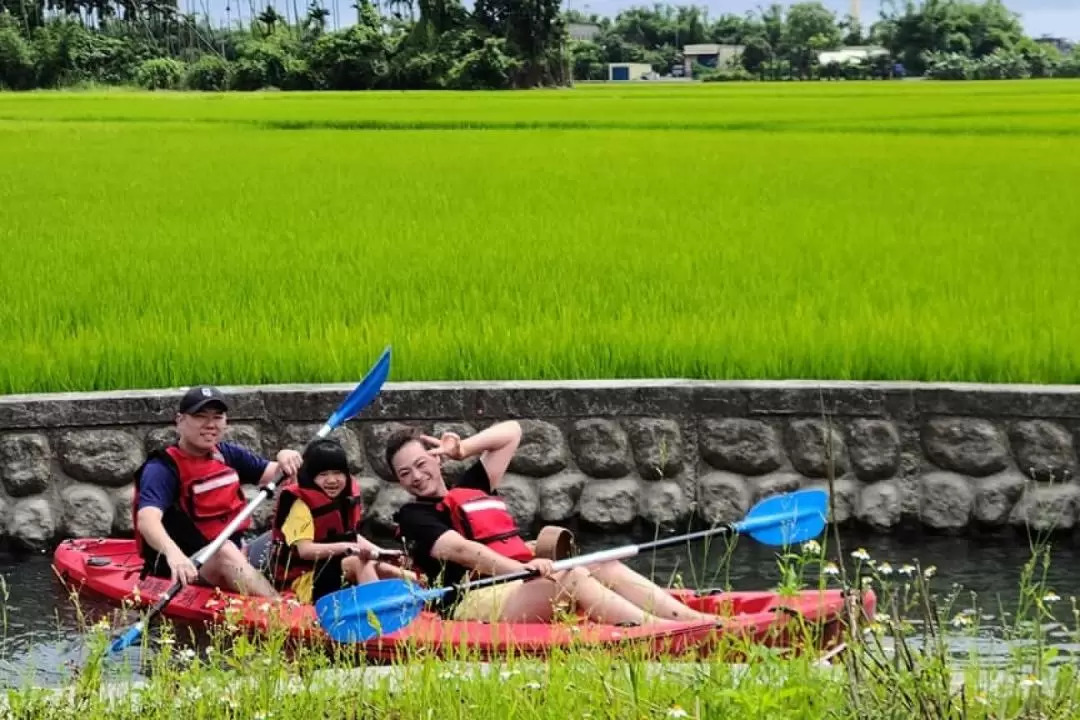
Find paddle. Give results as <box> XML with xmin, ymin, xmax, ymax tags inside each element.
<box><xmin>106</xmin><ymin>345</ymin><xmax>392</xmax><ymax>656</ymax></box>
<box><xmin>314</xmin><ymin>487</ymin><xmax>828</xmax><ymax>644</ymax></box>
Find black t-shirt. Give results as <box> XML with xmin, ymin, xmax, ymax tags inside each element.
<box><xmin>392</xmin><ymin>460</ymin><xmax>496</xmax><ymax>614</ymax></box>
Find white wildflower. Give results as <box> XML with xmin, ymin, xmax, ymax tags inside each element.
<box><xmin>851</xmin><ymin>548</ymin><xmax>870</xmax><ymax>561</ymax></box>
<box><xmin>823</xmin><ymin>563</ymin><xmax>840</xmax><ymax>576</ymax></box>
<box><xmin>801</xmin><ymin>540</ymin><xmax>821</xmax><ymax>555</ymax></box>
<box><xmin>1020</xmin><ymin>675</ymin><xmax>1043</xmax><ymax>689</ymax></box>
<box><xmin>923</xmin><ymin>566</ymin><xmax>937</xmax><ymax>579</ymax></box>
<box><xmin>898</xmin><ymin>565</ymin><xmax>916</xmax><ymax>577</ymax></box>
<box><xmin>523</xmin><ymin>682</ymin><xmax>541</xmax><ymax>690</ymax></box>
<box><xmin>667</xmin><ymin>706</ymin><xmax>689</xmax><ymax>718</ymax></box>
<box><xmin>1044</xmin><ymin>592</ymin><xmax>1061</xmax><ymax>604</ymax></box>
<box><xmin>951</xmin><ymin>613</ymin><xmax>972</xmax><ymax>629</ymax></box>
<box><xmin>877</xmin><ymin>562</ymin><xmax>893</xmax><ymax>576</ymax></box>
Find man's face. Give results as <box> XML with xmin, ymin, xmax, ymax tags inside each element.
<box><xmin>176</xmin><ymin>405</ymin><xmax>227</xmax><ymax>452</ymax></box>
<box><xmin>391</xmin><ymin>440</ymin><xmax>445</xmax><ymax>497</ymax></box>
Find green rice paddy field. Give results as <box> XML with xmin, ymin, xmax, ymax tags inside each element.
<box><xmin>2</xmin><ymin>81</ymin><xmax>1080</xmax><ymax>394</ymax></box>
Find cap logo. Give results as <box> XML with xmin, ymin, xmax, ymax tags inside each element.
<box><xmin>202</xmin><ymin>388</ymin><xmax>212</xmax><ymax>397</ymax></box>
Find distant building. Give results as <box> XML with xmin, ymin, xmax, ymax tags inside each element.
<box><xmin>608</xmin><ymin>63</ymin><xmax>655</xmax><ymax>81</ymax></box>
<box><xmin>818</xmin><ymin>45</ymin><xmax>889</xmax><ymax>65</ymax></box>
<box><xmin>568</xmin><ymin>22</ymin><xmax>601</xmax><ymax>42</ymax></box>
<box><xmin>682</xmin><ymin>44</ymin><xmax>745</xmax><ymax>75</ymax></box>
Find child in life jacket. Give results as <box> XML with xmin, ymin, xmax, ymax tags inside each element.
<box><xmin>267</xmin><ymin>438</ymin><xmax>414</xmax><ymax>604</ymax></box>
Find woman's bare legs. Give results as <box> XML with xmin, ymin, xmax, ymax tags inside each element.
<box><xmin>587</xmin><ymin>561</ymin><xmax>717</xmax><ymax>623</ymax></box>
<box><xmin>498</xmin><ymin>566</ymin><xmax>685</xmax><ymax>627</ymax></box>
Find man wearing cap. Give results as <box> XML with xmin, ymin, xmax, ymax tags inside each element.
<box><xmin>132</xmin><ymin>385</ymin><xmax>303</xmax><ymax>597</ymax></box>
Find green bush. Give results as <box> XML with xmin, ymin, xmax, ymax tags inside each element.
<box><xmin>136</xmin><ymin>57</ymin><xmax>185</xmax><ymax>90</ymax></box>
<box><xmin>186</xmin><ymin>54</ymin><xmax>231</xmax><ymax>91</ymax></box>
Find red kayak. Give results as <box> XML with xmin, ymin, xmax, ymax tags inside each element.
<box><xmin>53</xmin><ymin>537</ymin><xmax>873</xmax><ymax>662</ymax></box>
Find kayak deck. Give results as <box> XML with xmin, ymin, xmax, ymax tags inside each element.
<box><xmin>52</xmin><ymin>537</ymin><xmax>872</xmax><ymax>662</ymax></box>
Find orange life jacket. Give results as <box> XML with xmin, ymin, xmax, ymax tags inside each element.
<box><xmin>437</xmin><ymin>487</ymin><xmax>534</xmax><ymax>563</ymax></box>
<box><xmin>132</xmin><ymin>445</ymin><xmax>250</xmax><ymax>555</ymax></box>
<box><xmin>267</xmin><ymin>477</ymin><xmax>364</xmax><ymax>589</ymax></box>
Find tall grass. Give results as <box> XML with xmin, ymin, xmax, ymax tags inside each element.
<box><xmin>6</xmin><ymin>519</ymin><xmax>1080</xmax><ymax>719</ymax></box>
<box><xmin>1</xmin><ymin>82</ymin><xmax>1079</xmax><ymax>394</ymax></box>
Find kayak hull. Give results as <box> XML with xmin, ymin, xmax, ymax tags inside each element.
<box><xmin>52</xmin><ymin>537</ymin><xmax>873</xmax><ymax>662</ymax></box>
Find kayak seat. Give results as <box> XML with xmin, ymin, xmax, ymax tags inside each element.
<box><xmin>245</xmin><ymin>530</ymin><xmax>274</xmax><ymax>574</ymax></box>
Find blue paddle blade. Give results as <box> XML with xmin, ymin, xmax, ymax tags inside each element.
<box><xmin>735</xmin><ymin>488</ymin><xmax>828</xmax><ymax>547</ymax></box>
<box><xmin>107</xmin><ymin>623</ymin><xmax>143</xmax><ymax>655</ymax></box>
<box><xmin>326</xmin><ymin>345</ymin><xmax>391</xmax><ymax>430</ymax></box>
<box><xmin>314</xmin><ymin>578</ymin><xmax>440</xmax><ymax>643</ymax></box>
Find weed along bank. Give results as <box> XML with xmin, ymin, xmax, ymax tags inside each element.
<box><xmin>2</xmin><ymin>378</ymin><xmax>1078</xmax><ymax>552</ymax></box>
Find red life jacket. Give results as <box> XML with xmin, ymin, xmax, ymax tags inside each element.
<box><xmin>132</xmin><ymin>445</ymin><xmax>250</xmax><ymax>555</ymax></box>
<box><xmin>267</xmin><ymin>477</ymin><xmax>364</xmax><ymax>589</ymax></box>
<box><xmin>437</xmin><ymin>487</ymin><xmax>534</xmax><ymax>563</ymax></box>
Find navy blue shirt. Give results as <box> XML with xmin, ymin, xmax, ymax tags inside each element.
<box><xmin>138</xmin><ymin>442</ymin><xmax>269</xmax><ymax>512</ymax></box>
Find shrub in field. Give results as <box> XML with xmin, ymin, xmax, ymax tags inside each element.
<box><xmin>185</xmin><ymin>54</ymin><xmax>231</xmax><ymax>91</ymax></box>
<box><xmin>136</xmin><ymin>57</ymin><xmax>185</xmax><ymax>90</ymax></box>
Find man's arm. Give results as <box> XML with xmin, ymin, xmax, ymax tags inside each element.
<box><xmin>136</xmin><ymin>506</ymin><xmax>187</xmax><ymax>559</ymax></box>
<box><xmin>429</xmin><ymin>529</ymin><xmax>529</xmax><ymax>577</ymax></box>
<box><xmin>218</xmin><ymin>443</ymin><xmax>302</xmax><ymax>487</ymax></box>
<box><xmin>449</xmin><ymin>420</ymin><xmax>522</xmax><ymax>490</ymax></box>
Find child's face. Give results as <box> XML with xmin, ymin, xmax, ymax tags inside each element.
<box><xmin>314</xmin><ymin>470</ymin><xmax>347</xmax><ymax>498</ymax></box>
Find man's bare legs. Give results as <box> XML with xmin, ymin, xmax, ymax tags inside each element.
<box><xmin>200</xmin><ymin>542</ymin><xmax>280</xmax><ymax>598</ymax></box>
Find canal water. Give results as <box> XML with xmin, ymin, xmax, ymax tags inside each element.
<box><xmin>2</xmin><ymin>528</ymin><xmax>1079</xmax><ymax>689</ymax></box>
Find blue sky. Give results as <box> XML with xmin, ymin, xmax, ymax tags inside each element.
<box><xmin>194</xmin><ymin>0</ymin><xmax>1078</xmax><ymax>41</ymax></box>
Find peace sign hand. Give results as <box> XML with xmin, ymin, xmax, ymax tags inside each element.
<box><xmin>421</xmin><ymin>432</ymin><xmax>464</xmax><ymax>461</ymax></box>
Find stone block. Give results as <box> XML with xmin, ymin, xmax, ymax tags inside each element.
<box><xmin>111</xmin><ymin>485</ymin><xmax>134</xmax><ymax>534</ymax></box>
<box><xmin>536</xmin><ymin>472</ymin><xmax>586</xmax><ymax>523</ymax></box>
<box><xmin>785</xmin><ymin>418</ymin><xmax>849</xmax><ymax>478</ymax></box>
<box><xmin>747</xmin><ymin>471</ymin><xmax>803</xmax><ymax>503</ymax></box>
<box><xmin>579</xmin><ymin>476</ymin><xmax>642</xmax><ymax>529</ymax></box>
<box><xmin>569</xmin><ymin>419</ymin><xmax>633</xmax><ymax>479</ymax></box>
<box><xmin>626</xmin><ymin>418</ymin><xmax>685</xmax><ymax>481</ymax></box>
<box><xmin>699</xmin><ymin>418</ymin><xmax>782</xmax><ymax>475</ymax></box>
<box><xmin>1009</xmin><ymin>484</ymin><xmax>1080</xmax><ymax>533</ymax></box>
<box><xmin>973</xmin><ymin>471</ymin><xmax>1028</xmax><ymax>526</ymax></box>
<box><xmin>919</xmin><ymin>472</ymin><xmax>974</xmax><ymax>530</ymax></box>
<box><xmin>806</xmin><ymin>475</ymin><xmax>860</xmax><ymax>524</ymax></box>
<box><xmin>495</xmin><ymin>473</ymin><xmax>539</xmax><ymax>530</ymax></box>
<box><xmin>858</xmin><ymin>480</ymin><xmax>902</xmax><ymax>531</ymax></box>
<box><xmin>0</xmin><ymin>433</ymin><xmax>52</xmax><ymax>497</ymax></box>
<box><xmin>695</xmin><ymin>471</ymin><xmax>751</xmax><ymax>526</ymax></box>
<box><xmin>61</xmin><ymin>484</ymin><xmax>115</xmax><ymax>538</ymax></box>
<box><xmin>223</xmin><ymin>423</ymin><xmax>264</xmax><ymax>456</ymax></box>
<box><xmin>8</xmin><ymin>496</ymin><xmax>55</xmax><ymax>551</ymax></box>
<box><xmin>508</xmin><ymin>420</ymin><xmax>568</xmax><ymax>477</ymax></box>
<box><xmin>145</xmin><ymin>427</ymin><xmax>179</xmax><ymax>454</ymax></box>
<box><xmin>846</xmin><ymin>419</ymin><xmax>901</xmax><ymax>481</ymax></box>
<box><xmin>1008</xmin><ymin>420</ymin><xmax>1077</xmax><ymax>482</ymax></box>
<box><xmin>921</xmin><ymin>417</ymin><xmax>1009</xmax><ymax>477</ymax></box>
<box><xmin>58</xmin><ymin>429</ymin><xmax>145</xmax><ymax>488</ymax></box>
<box><xmin>640</xmin><ymin>480</ymin><xmax>690</xmax><ymax>529</ymax></box>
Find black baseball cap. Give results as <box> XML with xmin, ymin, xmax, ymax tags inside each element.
<box><xmin>178</xmin><ymin>385</ymin><xmax>229</xmax><ymax>414</ymax></box>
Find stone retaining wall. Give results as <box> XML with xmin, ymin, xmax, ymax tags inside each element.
<box><xmin>2</xmin><ymin>378</ymin><xmax>1080</xmax><ymax>551</ymax></box>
